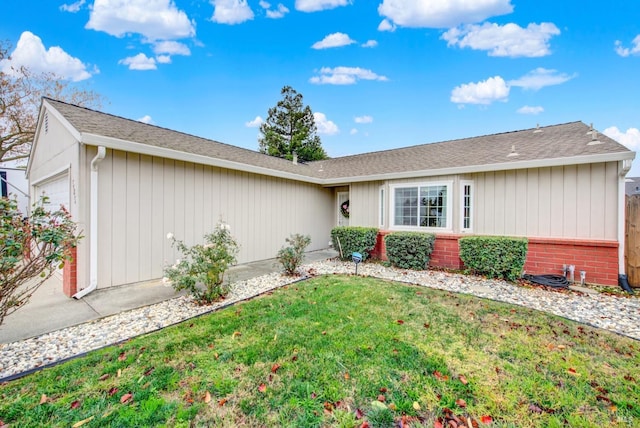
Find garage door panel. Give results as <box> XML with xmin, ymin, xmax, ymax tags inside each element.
<box><xmin>36</xmin><ymin>173</ymin><xmax>69</xmax><ymax>211</ymax></box>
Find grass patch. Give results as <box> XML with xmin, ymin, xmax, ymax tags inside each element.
<box><xmin>1</xmin><ymin>275</ymin><xmax>638</xmax><ymax>427</ymax></box>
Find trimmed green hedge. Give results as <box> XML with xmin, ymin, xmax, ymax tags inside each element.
<box><xmin>331</xmin><ymin>227</ymin><xmax>378</xmax><ymax>261</ymax></box>
<box><xmin>459</xmin><ymin>236</ymin><xmax>528</xmax><ymax>281</ymax></box>
<box><xmin>384</xmin><ymin>232</ymin><xmax>435</xmax><ymax>270</ymax></box>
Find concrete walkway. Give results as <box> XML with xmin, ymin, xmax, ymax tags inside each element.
<box><xmin>0</xmin><ymin>249</ymin><xmax>338</xmax><ymax>344</ymax></box>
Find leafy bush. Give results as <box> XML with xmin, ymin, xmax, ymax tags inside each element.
<box><xmin>164</xmin><ymin>222</ymin><xmax>239</xmax><ymax>304</ymax></box>
<box><xmin>0</xmin><ymin>196</ymin><xmax>81</xmax><ymax>325</ymax></box>
<box><xmin>384</xmin><ymin>232</ymin><xmax>435</xmax><ymax>270</ymax></box>
<box><xmin>330</xmin><ymin>227</ymin><xmax>378</xmax><ymax>261</ymax></box>
<box><xmin>459</xmin><ymin>236</ymin><xmax>528</xmax><ymax>281</ymax></box>
<box><xmin>277</xmin><ymin>234</ymin><xmax>311</xmax><ymax>275</ymax></box>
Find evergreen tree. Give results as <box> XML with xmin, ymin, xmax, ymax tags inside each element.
<box><xmin>259</xmin><ymin>86</ymin><xmax>327</xmax><ymax>162</ymax></box>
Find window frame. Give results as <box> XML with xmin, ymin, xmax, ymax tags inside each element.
<box><xmin>460</xmin><ymin>180</ymin><xmax>474</xmax><ymax>233</ymax></box>
<box><xmin>379</xmin><ymin>185</ymin><xmax>385</xmax><ymax>228</ymax></box>
<box><xmin>389</xmin><ymin>181</ymin><xmax>453</xmax><ymax>232</ymax></box>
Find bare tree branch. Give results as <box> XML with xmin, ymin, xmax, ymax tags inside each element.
<box><xmin>0</xmin><ymin>40</ymin><xmax>104</xmax><ymax>164</ymax></box>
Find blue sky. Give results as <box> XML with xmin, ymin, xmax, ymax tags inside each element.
<box><xmin>2</xmin><ymin>0</ymin><xmax>640</xmax><ymax>174</ymax></box>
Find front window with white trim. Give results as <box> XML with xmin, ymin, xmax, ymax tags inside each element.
<box><xmin>392</xmin><ymin>183</ymin><xmax>451</xmax><ymax>229</ymax></box>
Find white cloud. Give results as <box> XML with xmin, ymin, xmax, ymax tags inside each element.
<box><xmin>211</xmin><ymin>0</ymin><xmax>254</xmax><ymax>24</ymax></box>
<box><xmin>296</xmin><ymin>0</ymin><xmax>351</xmax><ymax>13</ymax></box>
<box><xmin>350</xmin><ymin>128</ymin><xmax>358</xmax><ymax>135</ymax></box>
<box><xmin>450</xmin><ymin>76</ymin><xmax>509</xmax><ymax>105</ymax></box>
<box><xmin>0</xmin><ymin>31</ymin><xmax>94</xmax><ymax>81</ymax></box>
<box><xmin>310</xmin><ymin>66</ymin><xmax>388</xmax><ymax>85</ymax></box>
<box><xmin>312</xmin><ymin>32</ymin><xmax>355</xmax><ymax>49</ymax></box>
<box><xmin>361</xmin><ymin>40</ymin><xmax>378</xmax><ymax>48</ymax></box>
<box><xmin>354</xmin><ymin>115</ymin><xmax>373</xmax><ymax>124</ymax></box>
<box><xmin>452</xmin><ymin>68</ymin><xmax>575</xmax><ymax>106</ymax></box>
<box><xmin>86</xmin><ymin>0</ymin><xmax>195</xmax><ymax>41</ymax></box>
<box><xmin>378</xmin><ymin>0</ymin><xmax>513</xmax><ymax>29</ymax></box>
<box><xmin>377</xmin><ymin>19</ymin><xmax>396</xmax><ymax>32</ymax></box>
<box><xmin>615</xmin><ymin>35</ymin><xmax>640</xmax><ymax>57</ymax></box>
<box><xmin>138</xmin><ymin>115</ymin><xmax>154</xmax><ymax>124</ymax></box>
<box><xmin>153</xmin><ymin>40</ymin><xmax>191</xmax><ymax>56</ymax></box>
<box><xmin>442</xmin><ymin>22</ymin><xmax>560</xmax><ymax>57</ymax></box>
<box><xmin>118</xmin><ymin>53</ymin><xmax>157</xmax><ymax>70</ymax></box>
<box><xmin>259</xmin><ymin>1</ymin><xmax>289</xmax><ymax>18</ymax></box>
<box><xmin>517</xmin><ymin>105</ymin><xmax>544</xmax><ymax>115</ymax></box>
<box><xmin>156</xmin><ymin>55</ymin><xmax>172</xmax><ymax>63</ymax></box>
<box><xmin>314</xmin><ymin>112</ymin><xmax>339</xmax><ymax>135</ymax></box>
<box><xmin>509</xmin><ymin>67</ymin><xmax>575</xmax><ymax>91</ymax></box>
<box><xmin>60</xmin><ymin>0</ymin><xmax>86</xmax><ymax>12</ymax></box>
<box><xmin>245</xmin><ymin>116</ymin><xmax>264</xmax><ymax>127</ymax></box>
<box><xmin>603</xmin><ymin>126</ymin><xmax>640</xmax><ymax>150</ymax></box>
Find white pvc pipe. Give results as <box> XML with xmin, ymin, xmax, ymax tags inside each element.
<box><xmin>73</xmin><ymin>146</ymin><xmax>106</xmax><ymax>299</ymax></box>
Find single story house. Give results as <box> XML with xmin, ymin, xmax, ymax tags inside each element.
<box><xmin>626</xmin><ymin>177</ymin><xmax>640</xmax><ymax>196</ymax></box>
<box><xmin>0</xmin><ymin>165</ymin><xmax>29</xmax><ymax>214</ymax></box>
<box><xmin>27</xmin><ymin>98</ymin><xmax>635</xmax><ymax>296</ymax></box>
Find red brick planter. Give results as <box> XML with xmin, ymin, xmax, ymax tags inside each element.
<box><xmin>371</xmin><ymin>231</ymin><xmax>619</xmax><ymax>286</ymax></box>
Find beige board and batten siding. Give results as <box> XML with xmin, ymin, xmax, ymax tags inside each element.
<box><xmin>94</xmin><ymin>147</ymin><xmax>334</xmax><ymax>288</ymax></box>
<box><xmin>28</xmin><ymin>108</ymin><xmax>80</xmax><ymax>215</ymax></box>
<box><xmin>28</xmin><ymin>107</ymin><xmax>89</xmax><ymax>286</ymax></box>
<box><xmin>473</xmin><ymin>162</ymin><xmax>618</xmax><ymax>240</ymax></box>
<box><xmin>348</xmin><ymin>181</ymin><xmax>383</xmax><ymax>227</ymax></box>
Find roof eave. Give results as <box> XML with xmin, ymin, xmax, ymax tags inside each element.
<box><xmin>81</xmin><ymin>133</ymin><xmax>324</xmax><ymax>185</ymax></box>
<box><xmin>80</xmin><ymin>132</ymin><xmax>636</xmax><ymax>187</ymax></box>
<box><xmin>322</xmin><ymin>151</ymin><xmax>636</xmax><ymax>185</ymax></box>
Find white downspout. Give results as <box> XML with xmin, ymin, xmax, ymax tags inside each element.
<box><xmin>73</xmin><ymin>146</ymin><xmax>106</xmax><ymax>299</ymax></box>
<box><xmin>618</xmin><ymin>159</ymin><xmax>632</xmax><ymax>276</ymax></box>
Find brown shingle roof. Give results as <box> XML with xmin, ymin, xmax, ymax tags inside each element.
<box><xmin>45</xmin><ymin>98</ymin><xmax>633</xmax><ymax>183</ymax></box>
<box><xmin>307</xmin><ymin>122</ymin><xmax>632</xmax><ymax>179</ymax></box>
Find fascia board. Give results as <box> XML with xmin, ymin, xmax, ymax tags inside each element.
<box><xmin>322</xmin><ymin>151</ymin><xmax>637</xmax><ymax>185</ymax></box>
<box><xmin>80</xmin><ymin>132</ymin><xmax>636</xmax><ymax>187</ymax></box>
<box><xmin>81</xmin><ymin>133</ymin><xmax>324</xmax><ymax>185</ymax></box>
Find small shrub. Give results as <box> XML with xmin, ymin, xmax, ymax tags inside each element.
<box><xmin>330</xmin><ymin>226</ymin><xmax>378</xmax><ymax>261</ymax></box>
<box><xmin>384</xmin><ymin>232</ymin><xmax>435</xmax><ymax>270</ymax></box>
<box><xmin>277</xmin><ymin>234</ymin><xmax>311</xmax><ymax>275</ymax></box>
<box><xmin>459</xmin><ymin>236</ymin><xmax>528</xmax><ymax>281</ymax></box>
<box><xmin>164</xmin><ymin>222</ymin><xmax>239</xmax><ymax>304</ymax></box>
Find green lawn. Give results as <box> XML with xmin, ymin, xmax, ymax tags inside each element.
<box><xmin>1</xmin><ymin>275</ymin><xmax>638</xmax><ymax>427</ymax></box>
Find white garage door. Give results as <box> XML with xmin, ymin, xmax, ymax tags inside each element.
<box><xmin>36</xmin><ymin>173</ymin><xmax>70</xmax><ymax>211</ymax></box>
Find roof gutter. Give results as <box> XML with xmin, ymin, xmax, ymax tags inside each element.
<box><xmin>81</xmin><ymin>133</ymin><xmax>324</xmax><ymax>185</ymax></box>
<box><xmin>79</xmin><ymin>131</ymin><xmax>635</xmax><ymax>188</ymax></box>
<box><xmin>320</xmin><ymin>151</ymin><xmax>637</xmax><ymax>185</ymax></box>
<box><xmin>73</xmin><ymin>146</ymin><xmax>106</xmax><ymax>299</ymax></box>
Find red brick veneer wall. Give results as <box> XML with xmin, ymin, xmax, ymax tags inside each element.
<box><xmin>371</xmin><ymin>231</ymin><xmax>463</xmax><ymax>269</ymax></box>
<box><xmin>524</xmin><ymin>237</ymin><xmax>618</xmax><ymax>286</ymax></box>
<box><xmin>63</xmin><ymin>246</ymin><xmax>78</xmax><ymax>297</ymax></box>
<box><xmin>371</xmin><ymin>231</ymin><xmax>619</xmax><ymax>286</ymax></box>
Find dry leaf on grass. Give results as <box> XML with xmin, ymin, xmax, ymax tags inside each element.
<box><xmin>71</xmin><ymin>416</ymin><xmax>94</xmax><ymax>427</ymax></box>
